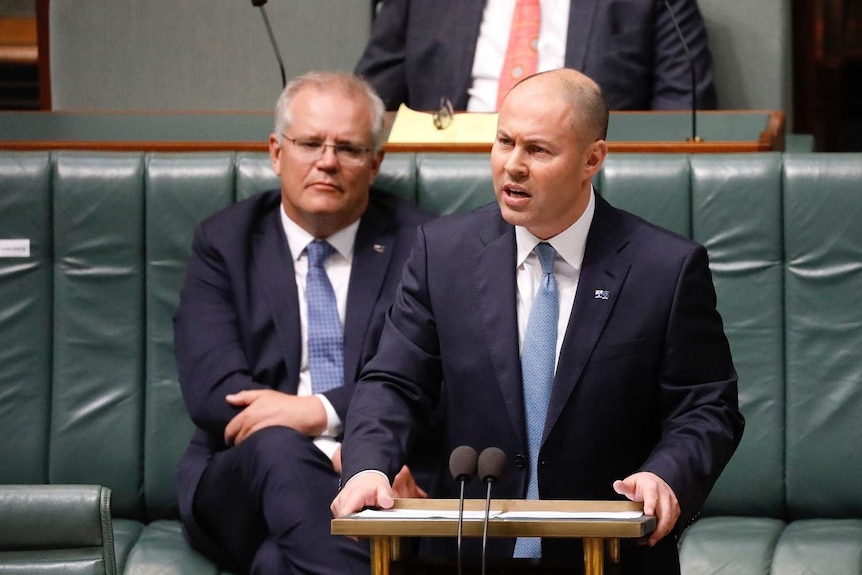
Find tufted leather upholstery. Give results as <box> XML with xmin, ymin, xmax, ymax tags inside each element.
<box><xmin>1</xmin><ymin>151</ymin><xmax>860</xmax><ymax>574</ymax></box>
<box><xmin>0</xmin><ymin>485</ymin><xmax>116</xmax><ymax>574</ymax></box>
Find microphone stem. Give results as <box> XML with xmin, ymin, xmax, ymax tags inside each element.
<box><xmin>482</xmin><ymin>481</ymin><xmax>493</xmax><ymax>575</ymax></box>
<box><xmin>457</xmin><ymin>480</ymin><xmax>465</xmax><ymax>575</ymax></box>
<box><xmin>664</xmin><ymin>0</ymin><xmax>698</xmax><ymax>141</ymax></box>
<box><xmin>691</xmin><ymin>66</ymin><xmax>697</xmax><ymax>141</ymax></box>
<box><xmin>257</xmin><ymin>5</ymin><xmax>286</xmax><ymax>88</ymax></box>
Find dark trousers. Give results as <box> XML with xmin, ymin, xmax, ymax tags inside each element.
<box><xmin>192</xmin><ymin>426</ymin><xmax>370</xmax><ymax>575</ymax></box>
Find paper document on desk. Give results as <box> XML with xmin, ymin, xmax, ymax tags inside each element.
<box><xmin>497</xmin><ymin>511</ymin><xmax>644</xmax><ymax>520</ymax></box>
<box><xmin>387</xmin><ymin>104</ymin><xmax>498</xmax><ymax>144</ymax></box>
<box><xmin>353</xmin><ymin>509</ymin><xmax>501</xmax><ymax>520</ymax></box>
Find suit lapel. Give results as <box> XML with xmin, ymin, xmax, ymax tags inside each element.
<box><xmin>254</xmin><ymin>203</ymin><xmax>302</xmax><ymax>392</ymax></box>
<box><xmin>343</xmin><ymin>199</ymin><xmax>394</xmax><ymax>383</ymax></box>
<box><xmin>474</xmin><ymin>213</ymin><xmax>526</xmax><ymax>447</ymax></box>
<box><xmin>564</xmin><ymin>0</ymin><xmax>600</xmax><ymax>70</ymax></box>
<box><xmin>543</xmin><ymin>197</ymin><xmax>632</xmax><ymax>440</ymax></box>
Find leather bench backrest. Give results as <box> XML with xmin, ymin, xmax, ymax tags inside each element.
<box><xmin>0</xmin><ymin>153</ymin><xmax>53</xmax><ymax>485</ymax></box>
<box><xmin>783</xmin><ymin>154</ymin><xmax>862</xmax><ymax>520</ymax></box>
<box><xmin>144</xmin><ymin>153</ymin><xmax>236</xmax><ymax>519</ymax></box>
<box><xmin>2</xmin><ymin>150</ymin><xmax>861</xmax><ymax>526</ymax></box>
<box><xmin>597</xmin><ymin>154</ymin><xmax>692</xmax><ymax>238</ymax></box>
<box><xmin>599</xmin><ymin>153</ymin><xmax>786</xmax><ymax>518</ymax></box>
<box><xmin>691</xmin><ymin>154</ymin><xmax>786</xmax><ymax>518</ymax></box>
<box><xmin>51</xmin><ymin>153</ymin><xmax>146</xmax><ymax>519</ymax></box>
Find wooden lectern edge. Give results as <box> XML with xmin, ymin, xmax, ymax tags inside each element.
<box><xmin>331</xmin><ymin>499</ymin><xmax>656</xmax><ymax>539</ymax></box>
<box><xmin>387</xmin><ymin>498</ymin><xmax>645</xmax><ymax>512</ymax></box>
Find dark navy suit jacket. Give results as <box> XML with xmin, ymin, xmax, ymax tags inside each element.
<box><xmin>342</xmin><ymin>195</ymin><xmax>743</xmax><ymax>572</ymax></box>
<box><xmin>356</xmin><ymin>0</ymin><xmax>717</xmax><ymax>111</ymax></box>
<box><xmin>173</xmin><ymin>188</ymin><xmax>430</xmax><ymax>553</ymax></box>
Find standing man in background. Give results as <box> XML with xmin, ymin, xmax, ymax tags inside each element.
<box><xmin>174</xmin><ymin>71</ymin><xmax>430</xmax><ymax>575</ymax></box>
<box><xmin>357</xmin><ymin>0</ymin><xmax>717</xmax><ymax>112</ymax></box>
<box><xmin>333</xmin><ymin>68</ymin><xmax>743</xmax><ymax>573</ymax></box>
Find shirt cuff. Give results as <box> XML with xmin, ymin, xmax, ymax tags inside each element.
<box><xmin>313</xmin><ymin>436</ymin><xmax>341</xmax><ymax>461</ymax></box>
<box><xmin>315</xmin><ymin>393</ymin><xmax>342</xmax><ymax>438</ymax></box>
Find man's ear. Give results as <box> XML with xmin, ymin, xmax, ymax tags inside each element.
<box><xmin>268</xmin><ymin>134</ymin><xmax>282</xmax><ymax>175</ymax></box>
<box><xmin>584</xmin><ymin>139</ymin><xmax>608</xmax><ymax>177</ymax></box>
<box><xmin>369</xmin><ymin>149</ymin><xmax>385</xmax><ymax>181</ymax></box>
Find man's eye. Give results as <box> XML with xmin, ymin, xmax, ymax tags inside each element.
<box><xmin>496</xmin><ymin>137</ymin><xmax>514</xmax><ymax>148</ymax></box>
<box><xmin>528</xmin><ymin>145</ymin><xmax>550</xmax><ymax>156</ymax></box>
<box><xmin>298</xmin><ymin>140</ymin><xmax>323</xmax><ymax>151</ymax></box>
<box><xmin>336</xmin><ymin>144</ymin><xmax>364</xmax><ymax>157</ymax></box>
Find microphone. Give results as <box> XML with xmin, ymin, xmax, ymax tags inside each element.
<box><xmin>449</xmin><ymin>446</ymin><xmax>478</xmax><ymax>575</ymax></box>
<box><xmin>249</xmin><ymin>0</ymin><xmax>287</xmax><ymax>88</ymax></box>
<box><xmin>477</xmin><ymin>447</ymin><xmax>507</xmax><ymax>575</ymax></box>
<box><xmin>663</xmin><ymin>0</ymin><xmax>702</xmax><ymax>142</ymax></box>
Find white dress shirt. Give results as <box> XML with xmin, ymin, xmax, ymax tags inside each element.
<box><xmin>281</xmin><ymin>208</ymin><xmax>360</xmax><ymax>460</ymax></box>
<box><xmin>467</xmin><ymin>0</ymin><xmax>571</xmax><ymax>111</ymax></box>
<box><xmin>515</xmin><ymin>189</ymin><xmax>595</xmax><ymax>367</ymax></box>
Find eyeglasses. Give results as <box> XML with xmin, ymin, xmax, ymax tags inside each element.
<box><xmin>432</xmin><ymin>97</ymin><xmax>454</xmax><ymax>130</ymax></box>
<box><xmin>281</xmin><ymin>135</ymin><xmax>373</xmax><ymax>165</ymax></box>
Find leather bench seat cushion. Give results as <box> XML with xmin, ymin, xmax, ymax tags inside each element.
<box><xmin>115</xmin><ymin>520</ymin><xmax>235</xmax><ymax>575</ymax></box>
<box><xmin>111</xmin><ymin>519</ymin><xmax>143</xmax><ymax>575</ymax></box>
<box><xmin>771</xmin><ymin>519</ymin><xmax>862</xmax><ymax>574</ymax></box>
<box><xmin>678</xmin><ymin>517</ymin><xmax>785</xmax><ymax>575</ymax></box>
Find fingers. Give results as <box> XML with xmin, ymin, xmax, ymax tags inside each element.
<box><xmin>391</xmin><ymin>465</ymin><xmax>428</xmax><ymax>499</ymax></box>
<box><xmin>648</xmin><ymin>482</ymin><xmax>679</xmax><ymax>546</ymax></box>
<box><xmin>612</xmin><ymin>478</ymin><xmax>636</xmax><ymax>500</ymax></box>
<box><xmin>376</xmin><ymin>485</ymin><xmax>395</xmax><ymax>509</ymax></box>
<box><xmin>613</xmin><ymin>472</ymin><xmax>679</xmax><ymax>547</ymax></box>
<box><xmin>226</xmin><ymin>389</ymin><xmax>260</xmax><ymax>406</ymax></box>
<box><xmin>640</xmin><ymin>480</ymin><xmax>658</xmax><ymax>517</ymax></box>
<box><xmin>223</xmin><ymin>411</ymin><xmax>254</xmax><ymax>446</ymax></box>
<box><xmin>224</xmin><ymin>414</ymin><xmax>240</xmax><ymax>445</ymax></box>
<box><xmin>331</xmin><ymin>473</ymin><xmax>394</xmax><ymax>518</ymax></box>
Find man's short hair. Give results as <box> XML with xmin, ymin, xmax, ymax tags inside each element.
<box><xmin>274</xmin><ymin>71</ymin><xmax>387</xmax><ymax>152</ymax></box>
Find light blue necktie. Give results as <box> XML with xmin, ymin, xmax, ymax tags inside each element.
<box><xmin>514</xmin><ymin>242</ymin><xmax>558</xmax><ymax>559</ymax></box>
<box><xmin>306</xmin><ymin>239</ymin><xmax>344</xmax><ymax>394</ymax></box>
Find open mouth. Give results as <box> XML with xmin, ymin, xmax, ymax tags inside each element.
<box><xmin>502</xmin><ymin>184</ymin><xmax>531</xmax><ymax>198</ymax></box>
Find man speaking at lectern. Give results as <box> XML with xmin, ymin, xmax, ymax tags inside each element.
<box><xmin>332</xmin><ymin>69</ymin><xmax>743</xmax><ymax>572</ymax></box>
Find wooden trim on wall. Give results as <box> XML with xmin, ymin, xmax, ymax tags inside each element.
<box><xmin>0</xmin><ymin>18</ymin><xmax>37</xmax><ymax>65</ymax></box>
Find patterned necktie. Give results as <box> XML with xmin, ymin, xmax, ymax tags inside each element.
<box><xmin>306</xmin><ymin>239</ymin><xmax>343</xmax><ymax>394</ymax></box>
<box><xmin>497</xmin><ymin>0</ymin><xmax>541</xmax><ymax>110</ymax></box>
<box><xmin>514</xmin><ymin>242</ymin><xmax>558</xmax><ymax>559</ymax></box>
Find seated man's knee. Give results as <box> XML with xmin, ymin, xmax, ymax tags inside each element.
<box><xmin>234</xmin><ymin>426</ymin><xmax>314</xmax><ymax>475</ymax></box>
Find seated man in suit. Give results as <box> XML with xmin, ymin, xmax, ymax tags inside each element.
<box><xmin>357</xmin><ymin>0</ymin><xmax>717</xmax><ymax>112</ymax></box>
<box><xmin>173</xmin><ymin>71</ymin><xmax>431</xmax><ymax>575</ymax></box>
<box><xmin>332</xmin><ymin>68</ymin><xmax>743</xmax><ymax>573</ymax></box>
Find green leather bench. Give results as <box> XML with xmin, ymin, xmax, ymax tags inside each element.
<box><xmin>1</xmin><ymin>151</ymin><xmax>860</xmax><ymax>574</ymax></box>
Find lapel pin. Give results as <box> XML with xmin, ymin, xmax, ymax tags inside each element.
<box><xmin>594</xmin><ymin>289</ymin><xmax>610</xmax><ymax>300</ymax></box>
<box><xmin>373</xmin><ymin>244</ymin><xmax>385</xmax><ymax>253</ymax></box>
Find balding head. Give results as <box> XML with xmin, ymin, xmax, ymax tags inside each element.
<box><xmin>506</xmin><ymin>69</ymin><xmax>609</xmax><ymax>144</ymax></box>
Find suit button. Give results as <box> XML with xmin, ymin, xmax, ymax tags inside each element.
<box><xmin>513</xmin><ymin>454</ymin><xmax>527</xmax><ymax>469</ymax></box>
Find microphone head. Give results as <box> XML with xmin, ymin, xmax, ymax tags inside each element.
<box><xmin>449</xmin><ymin>445</ymin><xmax>478</xmax><ymax>482</ymax></box>
<box><xmin>477</xmin><ymin>447</ymin><xmax>508</xmax><ymax>484</ymax></box>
